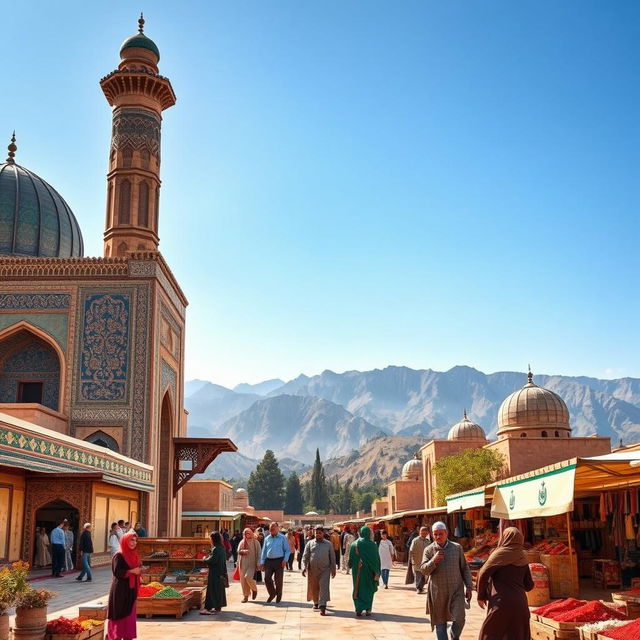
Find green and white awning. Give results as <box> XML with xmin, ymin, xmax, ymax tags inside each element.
<box><xmin>491</xmin><ymin>464</ymin><xmax>576</xmax><ymax>520</ymax></box>
<box><xmin>446</xmin><ymin>487</ymin><xmax>488</xmax><ymax>513</ymax></box>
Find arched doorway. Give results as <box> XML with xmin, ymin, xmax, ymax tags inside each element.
<box><xmin>157</xmin><ymin>392</ymin><xmax>173</xmax><ymax>536</ymax></box>
<box><xmin>34</xmin><ymin>499</ymin><xmax>79</xmax><ymax>568</ymax></box>
<box><xmin>0</xmin><ymin>326</ymin><xmax>62</xmax><ymax>411</ymax></box>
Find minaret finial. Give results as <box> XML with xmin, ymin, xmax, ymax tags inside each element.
<box><xmin>6</xmin><ymin>131</ymin><xmax>17</xmax><ymax>164</ymax></box>
<box><xmin>527</xmin><ymin>364</ymin><xmax>533</xmax><ymax>384</ymax></box>
<box><xmin>463</xmin><ymin>409</ymin><xmax>467</xmax><ymax>420</ymax></box>
<box><xmin>138</xmin><ymin>12</ymin><xmax>145</xmax><ymax>34</ymax></box>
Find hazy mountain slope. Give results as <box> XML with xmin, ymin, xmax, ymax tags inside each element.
<box><xmin>300</xmin><ymin>435</ymin><xmax>424</xmax><ymax>486</ymax></box>
<box><xmin>215</xmin><ymin>394</ymin><xmax>386</xmax><ymax>463</ymax></box>
<box><xmin>186</xmin><ymin>382</ymin><xmax>260</xmax><ymax>432</ymax></box>
<box><xmin>233</xmin><ymin>379</ymin><xmax>285</xmax><ymax>396</ymax></box>
<box><xmin>198</xmin><ymin>451</ymin><xmax>310</xmax><ymax>483</ymax></box>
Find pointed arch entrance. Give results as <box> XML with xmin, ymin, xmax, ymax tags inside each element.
<box><xmin>0</xmin><ymin>323</ymin><xmax>65</xmax><ymax>411</ymax></box>
<box><xmin>157</xmin><ymin>391</ymin><xmax>173</xmax><ymax>536</ymax></box>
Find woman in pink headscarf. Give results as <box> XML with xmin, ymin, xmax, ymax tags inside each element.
<box><xmin>237</xmin><ymin>528</ymin><xmax>261</xmax><ymax>602</ymax></box>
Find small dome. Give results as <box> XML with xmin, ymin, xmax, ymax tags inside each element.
<box><xmin>120</xmin><ymin>15</ymin><xmax>160</xmax><ymax>60</ymax></box>
<box><xmin>401</xmin><ymin>455</ymin><xmax>423</xmax><ymax>481</ymax></box>
<box><xmin>235</xmin><ymin>488</ymin><xmax>247</xmax><ymax>494</ymax></box>
<box><xmin>447</xmin><ymin>412</ymin><xmax>487</xmax><ymax>441</ymax></box>
<box><xmin>120</xmin><ymin>33</ymin><xmax>160</xmax><ymax>60</ymax></box>
<box><xmin>0</xmin><ymin>141</ymin><xmax>83</xmax><ymax>258</ymax></box>
<box><xmin>305</xmin><ymin>511</ymin><xmax>319</xmax><ymax>516</ymax></box>
<box><xmin>497</xmin><ymin>371</ymin><xmax>570</xmax><ymax>437</ymax></box>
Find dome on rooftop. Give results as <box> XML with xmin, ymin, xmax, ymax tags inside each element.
<box><xmin>120</xmin><ymin>14</ymin><xmax>160</xmax><ymax>60</ymax></box>
<box><xmin>497</xmin><ymin>370</ymin><xmax>570</xmax><ymax>438</ymax></box>
<box><xmin>0</xmin><ymin>137</ymin><xmax>83</xmax><ymax>258</ymax></box>
<box><xmin>401</xmin><ymin>455</ymin><xmax>423</xmax><ymax>481</ymax></box>
<box><xmin>236</xmin><ymin>488</ymin><xmax>247</xmax><ymax>494</ymax></box>
<box><xmin>305</xmin><ymin>511</ymin><xmax>319</xmax><ymax>516</ymax></box>
<box><xmin>447</xmin><ymin>412</ymin><xmax>487</xmax><ymax>441</ymax></box>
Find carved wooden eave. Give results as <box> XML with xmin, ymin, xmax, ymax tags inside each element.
<box><xmin>173</xmin><ymin>437</ymin><xmax>237</xmax><ymax>493</ymax></box>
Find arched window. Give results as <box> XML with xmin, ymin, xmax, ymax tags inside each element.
<box><xmin>520</xmin><ymin>433</ymin><xmax>527</xmax><ymax>438</ymax></box>
<box><xmin>85</xmin><ymin>431</ymin><xmax>119</xmax><ymax>452</ymax></box>
<box><xmin>123</xmin><ymin>147</ymin><xmax>133</xmax><ymax>168</ymax></box>
<box><xmin>118</xmin><ymin>180</ymin><xmax>131</xmax><ymax>224</ymax></box>
<box><xmin>117</xmin><ymin>241</ymin><xmax>128</xmax><ymax>256</ymax></box>
<box><xmin>141</xmin><ymin>149</ymin><xmax>150</xmax><ymax>170</ymax></box>
<box><xmin>541</xmin><ymin>431</ymin><xmax>548</xmax><ymax>437</ymax></box>
<box><xmin>138</xmin><ymin>181</ymin><xmax>149</xmax><ymax>227</ymax></box>
<box><xmin>555</xmin><ymin>431</ymin><xmax>560</xmax><ymax>437</ymax></box>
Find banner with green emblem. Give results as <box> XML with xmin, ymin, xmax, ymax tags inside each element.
<box><xmin>490</xmin><ymin>464</ymin><xmax>576</xmax><ymax>520</ymax></box>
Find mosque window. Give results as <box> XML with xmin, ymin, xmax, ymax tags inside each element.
<box><xmin>555</xmin><ymin>431</ymin><xmax>560</xmax><ymax>437</ymax></box>
<box><xmin>541</xmin><ymin>431</ymin><xmax>548</xmax><ymax>437</ymax></box>
<box><xmin>85</xmin><ymin>431</ymin><xmax>119</xmax><ymax>452</ymax></box>
<box><xmin>18</xmin><ymin>382</ymin><xmax>43</xmax><ymax>404</ymax></box>
<box><xmin>138</xmin><ymin>181</ymin><xmax>149</xmax><ymax>227</ymax></box>
<box><xmin>520</xmin><ymin>433</ymin><xmax>527</xmax><ymax>438</ymax></box>
<box><xmin>118</xmin><ymin>180</ymin><xmax>131</xmax><ymax>224</ymax></box>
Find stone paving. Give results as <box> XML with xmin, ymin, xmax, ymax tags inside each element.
<box><xmin>21</xmin><ymin>563</ymin><xmax>487</xmax><ymax>639</ymax></box>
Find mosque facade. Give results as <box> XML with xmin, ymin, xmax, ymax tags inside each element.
<box><xmin>0</xmin><ymin>18</ymin><xmax>234</xmax><ymax>564</ymax></box>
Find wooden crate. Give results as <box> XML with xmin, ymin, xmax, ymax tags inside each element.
<box><xmin>181</xmin><ymin>587</ymin><xmax>207</xmax><ymax>610</ymax></box>
<box><xmin>78</xmin><ymin>604</ymin><xmax>107</xmax><ymax>621</ymax></box>
<box><xmin>531</xmin><ymin>619</ymin><xmax>580</xmax><ymax>640</ymax></box>
<box><xmin>541</xmin><ymin>554</ymin><xmax>579</xmax><ymax>599</ymax></box>
<box><xmin>539</xmin><ymin>615</ymin><xmax>582</xmax><ymax>632</ymax></box>
<box><xmin>136</xmin><ymin>596</ymin><xmax>189</xmax><ymax>619</ymax></box>
<box><xmin>612</xmin><ymin>593</ymin><xmax>640</xmax><ymax>619</ymax></box>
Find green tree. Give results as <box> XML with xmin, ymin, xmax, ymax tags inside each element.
<box><xmin>284</xmin><ymin>471</ymin><xmax>304</xmax><ymax>514</ymax></box>
<box><xmin>309</xmin><ymin>448</ymin><xmax>328</xmax><ymax>511</ymax></box>
<box><xmin>433</xmin><ymin>448</ymin><xmax>505</xmax><ymax>506</ymax></box>
<box><xmin>247</xmin><ymin>449</ymin><xmax>285</xmax><ymax>509</ymax></box>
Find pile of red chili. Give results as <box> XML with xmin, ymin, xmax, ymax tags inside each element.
<box><xmin>553</xmin><ymin>600</ymin><xmax>626</xmax><ymax>623</ymax></box>
<box><xmin>600</xmin><ymin>619</ymin><xmax>640</xmax><ymax>639</ymax></box>
<box><xmin>533</xmin><ymin>598</ymin><xmax>585</xmax><ymax>617</ymax></box>
<box><xmin>138</xmin><ymin>585</ymin><xmax>161</xmax><ymax>598</ymax></box>
<box><xmin>46</xmin><ymin>617</ymin><xmax>84</xmax><ymax>635</ymax></box>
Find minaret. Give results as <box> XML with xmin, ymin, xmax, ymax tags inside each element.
<box><xmin>100</xmin><ymin>14</ymin><xmax>176</xmax><ymax>257</ymax></box>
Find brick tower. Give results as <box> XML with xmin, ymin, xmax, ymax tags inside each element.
<box><xmin>101</xmin><ymin>14</ymin><xmax>176</xmax><ymax>257</ymax></box>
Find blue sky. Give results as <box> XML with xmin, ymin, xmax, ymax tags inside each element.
<box><xmin>3</xmin><ymin>1</ymin><xmax>639</xmax><ymax>386</ymax></box>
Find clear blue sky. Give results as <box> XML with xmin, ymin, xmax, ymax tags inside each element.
<box><xmin>3</xmin><ymin>1</ymin><xmax>639</xmax><ymax>387</ymax></box>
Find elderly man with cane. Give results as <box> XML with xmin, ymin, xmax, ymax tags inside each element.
<box><xmin>420</xmin><ymin>521</ymin><xmax>472</xmax><ymax>640</ymax></box>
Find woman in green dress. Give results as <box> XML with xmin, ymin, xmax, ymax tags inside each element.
<box><xmin>201</xmin><ymin>531</ymin><xmax>228</xmax><ymax>615</ymax></box>
<box><xmin>348</xmin><ymin>525</ymin><xmax>381</xmax><ymax>617</ymax></box>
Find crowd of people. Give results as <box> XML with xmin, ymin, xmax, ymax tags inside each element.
<box><xmin>105</xmin><ymin>520</ymin><xmax>534</xmax><ymax>640</ymax></box>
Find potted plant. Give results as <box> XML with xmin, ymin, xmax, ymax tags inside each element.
<box><xmin>0</xmin><ymin>561</ymin><xmax>31</xmax><ymax>640</ymax></box>
<box><xmin>14</xmin><ymin>585</ymin><xmax>56</xmax><ymax>640</ymax></box>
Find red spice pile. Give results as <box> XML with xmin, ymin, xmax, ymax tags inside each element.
<box><xmin>601</xmin><ymin>619</ymin><xmax>640</xmax><ymax>639</ymax></box>
<box><xmin>533</xmin><ymin>598</ymin><xmax>585</xmax><ymax>617</ymax></box>
<box><xmin>553</xmin><ymin>600</ymin><xmax>626</xmax><ymax>623</ymax></box>
<box><xmin>138</xmin><ymin>585</ymin><xmax>161</xmax><ymax>598</ymax></box>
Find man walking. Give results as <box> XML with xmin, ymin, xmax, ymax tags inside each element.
<box><xmin>50</xmin><ymin>520</ymin><xmax>66</xmax><ymax>577</ymax></box>
<box><xmin>76</xmin><ymin>523</ymin><xmax>93</xmax><ymax>582</ymax></box>
<box><xmin>302</xmin><ymin>526</ymin><xmax>336</xmax><ymax>615</ymax></box>
<box><xmin>420</xmin><ymin>521</ymin><xmax>472</xmax><ymax>640</ymax></box>
<box><xmin>409</xmin><ymin>526</ymin><xmax>430</xmax><ymax>593</ymax></box>
<box><xmin>329</xmin><ymin>529</ymin><xmax>341</xmax><ymax>569</ymax></box>
<box><xmin>341</xmin><ymin>527</ymin><xmax>355</xmax><ymax>573</ymax></box>
<box><xmin>259</xmin><ymin>522</ymin><xmax>290</xmax><ymax>603</ymax></box>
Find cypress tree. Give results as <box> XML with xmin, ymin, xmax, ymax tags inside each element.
<box><xmin>247</xmin><ymin>449</ymin><xmax>285</xmax><ymax>509</ymax></box>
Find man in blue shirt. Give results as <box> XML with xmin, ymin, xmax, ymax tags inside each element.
<box><xmin>259</xmin><ymin>522</ymin><xmax>290</xmax><ymax>603</ymax></box>
<box><xmin>50</xmin><ymin>520</ymin><xmax>67</xmax><ymax>577</ymax></box>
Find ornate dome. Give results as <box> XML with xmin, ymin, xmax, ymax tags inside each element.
<box><xmin>401</xmin><ymin>455</ymin><xmax>423</xmax><ymax>481</ymax></box>
<box><xmin>447</xmin><ymin>412</ymin><xmax>487</xmax><ymax>441</ymax></box>
<box><xmin>235</xmin><ymin>488</ymin><xmax>247</xmax><ymax>494</ymax></box>
<box><xmin>0</xmin><ymin>136</ymin><xmax>83</xmax><ymax>258</ymax></box>
<box><xmin>120</xmin><ymin>15</ymin><xmax>160</xmax><ymax>60</ymax></box>
<box><xmin>497</xmin><ymin>370</ymin><xmax>570</xmax><ymax>438</ymax></box>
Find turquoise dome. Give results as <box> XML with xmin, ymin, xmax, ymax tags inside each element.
<box><xmin>120</xmin><ymin>33</ymin><xmax>160</xmax><ymax>60</ymax></box>
<box><xmin>0</xmin><ymin>161</ymin><xmax>84</xmax><ymax>258</ymax></box>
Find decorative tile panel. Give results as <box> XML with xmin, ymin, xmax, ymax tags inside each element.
<box><xmin>0</xmin><ymin>293</ymin><xmax>70</xmax><ymax>309</ymax></box>
<box><xmin>80</xmin><ymin>293</ymin><xmax>130</xmax><ymax>401</ymax></box>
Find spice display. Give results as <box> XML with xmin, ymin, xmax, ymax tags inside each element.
<box><xmin>79</xmin><ymin>619</ymin><xmax>103</xmax><ymax>629</ymax></box>
<box><xmin>533</xmin><ymin>597</ymin><xmax>585</xmax><ymax>617</ymax></box>
<box><xmin>552</xmin><ymin>600</ymin><xmax>626</xmax><ymax>623</ymax></box>
<box><xmin>146</xmin><ymin>581</ymin><xmax>165</xmax><ymax>589</ymax></box>
<box><xmin>170</xmin><ymin>548</ymin><xmax>194</xmax><ymax>559</ymax></box>
<box><xmin>144</xmin><ymin>551</ymin><xmax>169</xmax><ymax>558</ymax></box>
<box><xmin>601</xmin><ymin>619</ymin><xmax>640</xmax><ymax>639</ymax></box>
<box><xmin>535</xmin><ymin>540</ymin><xmax>570</xmax><ymax>555</ymax></box>
<box><xmin>147</xmin><ymin>565</ymin><xmax>165</xmax><ymax>574</ymax></box>
<box><xmin>46</xmin><ymin>617</ymin><xmax>84</xmax><ymax>635</ymax></box>
<box><xmin>153</xmin><ymin>586</ymin><xmax>185</xmax><ymax>598</ymax></box>
<box><xmin>578</xmin><ymin>620</ymin><xmax>628</xmax><ymax>634</ymax></box>
<box><xmin>138</xmin><ymin>585</ymin><xmax>161</xmax><ymax>598</ymax></box>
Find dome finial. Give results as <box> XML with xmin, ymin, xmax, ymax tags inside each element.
<box><xmin>138</xmin><ymin>12</ymin><xmax>145</xmax><ymax>34</ymax></box>
<box><xmin>6</xmin><ymin>131</ymin><xmax>17</xmax><ymax>164</ymax></box>
<box><xmin>463</xmin><ymin>409</ymin><xmax>467</xmax><ymax>419</ymax></box>
<box><xmin>527</xmin><ymin>364</ymin><xmax>533</xmax><ymax>385</ymax></box>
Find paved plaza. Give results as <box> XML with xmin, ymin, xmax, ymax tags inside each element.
<box><xmin>24</xmin><ymin>563</ymin><xmax>487</xmax><ymax>640</ymax></box>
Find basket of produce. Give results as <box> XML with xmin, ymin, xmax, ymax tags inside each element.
<box><xmin>535</xmin><ymin>599</ymin><xmax>626</xmax><ymax>631</ymax></box>
<box><xmin>597</xmin><ymin>618</ymin><xmax>640</xmax><ymax>638</ymax></box>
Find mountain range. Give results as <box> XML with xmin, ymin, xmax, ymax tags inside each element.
<box><xmin>185</xmin><ymin>366</ymin><xmax>640</xmax><ymax>481</ymax></box>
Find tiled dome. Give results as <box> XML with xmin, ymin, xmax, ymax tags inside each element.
<box><xmin>120</xmin><ymin>14</ymin><xmax>160</xmax><ymax>60</ymax></box>
<box><xmin>497</xmin><ymin>371</ymin><xmax>570</xmax><ymax>437</ymax></box>
<box><xmin>401</xmin><ymin>455</ymin><xmax>423</xmax><ymax>481</ymax></box>
<box><xmin>447</xmin><ymin>412</ymin><xmax>487</xmax><ymax>441</ymax></box>
<box><xmin>0</xmin><ymin>139</ymin><xmax>83</xmax><ymax>258</ymax></box>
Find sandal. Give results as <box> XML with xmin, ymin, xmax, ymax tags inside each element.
<box><xmin>199</xmin><ymin>610</ymin><xmax>213</xmax><ymax>615</ymax></box>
